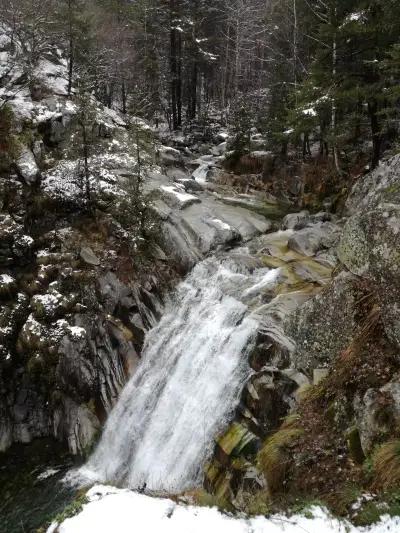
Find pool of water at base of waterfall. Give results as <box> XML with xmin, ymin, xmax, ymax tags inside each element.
<box><xmin>0</xmin><ymin>439</ymin><xmax>79</xmax><ymax>533</ymax></box>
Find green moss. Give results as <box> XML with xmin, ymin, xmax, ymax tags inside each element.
<box><xmin>53</xmin><ymin>493</ymin><xmax>88</xmax><ymax>524</ymax></box>
<box><xmin>0</xmin><ymin>105</ymin><xmax>17</xmax><ymax>174</ymax></box>
<box><xmin>217</xmin><ymin>422</ymin><xmax>258</xmax><ymax>457</ymax></box>
<box><xmin>354</xmin><ymin>501</ymin><xmax>386</xmax><ymax>526</ymax></box>
<box><xmin>383</xmin><ymin>183</ymin><xmax>400</xmax><ymax>196</ymax></box>
<box><xmin>239</xmin><ymin>490</ymin><xmax>271</xmax><ymax>516</ymax></box>
<box><xmin>352</xmin><ymin>491</ymin><xmax>400</xmax><ymax>526</ymax></box>
<box><xmin>330</xmin><ymin>483</ymin><xmax>362</xmax><ymax>516</ymax></box>
<box><xmin>289</xmin><ymin>497</ymin><xmax>326</xmax><ymax>518</ymax></box>
<box><xmin>346</xmin><ymin>426</ymin><xmax>365</xmax><ymax>464</ymax></box>
<box><xmin>189</xmin><ymin>489</ymin><xmax>232</xmax><ymax>512</ymax></box>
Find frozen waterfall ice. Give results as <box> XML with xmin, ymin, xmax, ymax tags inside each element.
<box><xmin>79</xmin><ymin>255</ymin><xmax>280</xmax><ymax>492</ymax></box>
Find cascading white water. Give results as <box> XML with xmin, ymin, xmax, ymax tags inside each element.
<box><xmin>79</xmin><ymin>255</ymin><xmax>280</xmax><ymax>493</ymax></box>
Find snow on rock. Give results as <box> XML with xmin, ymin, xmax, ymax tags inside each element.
<box><xmin>15</xmin><ymin>146</ymin><xmax>40</xmax><ymax>184</ymax></box>
<box><xmin>35</xmin><ymin>58</ymin><xmax>69</xmax><ymax>95</ymax></box>
<box><xmin>302</xmin><ymin>108</ymin><xmax>317</xmax><ymax>117</ymax></box>
<box><xmin>37</xmin><ymin>468</ymin><xmax>61</xmax><ymax>481</ymax></box>
<box><xmin>160</xmin><ymin>185</ymin><xmax>201</xmax><ymax>209</ymax></box>
<box><xmin>50</xmin><ymin>485</ymin><xmax>400</xmax><ymax>533</ymax></box>
<box><xmin>158</xmin><ymin>145</ymin><xmax>184</xmax><ymax>167</ymax></box>
<box><xmin>0</xmin><ymin>274</ymin><xmax>15</xmax><ymax>286</ymax></box>
<box><xmin>67</xmin><ymin>326</ymin><xmax>87</xmax><ymax>340</ymax></box>
<box><xmin>250</xmin><ymin>150</ymin><xmax>272</xmax><ymax>159</ymax></box>
<box><xmin>209</xmin><ymin>218</ymin><xmax>232</xmax><ymax>232</ymax></box>
<box><xmin>192</xmin><ymin>163</ymin><xmax>212</xmax><ymax>184</ymax></box>
<box><xmin>216</xmin><ymin>131</ymin><xmax>229</xmax><ymax>142</ymax></box>
<box><xmin>212</xmin><ymin>141</ymin><xmax>227</xmax><ymax>156</ymax></box>
<box><xmin>42</xmin><ymin>147</ymin><xmax>138</xmax><ymax>204</ymax></box>
<box><xmin>341</xmin><ymin>11</ymin><xmax>366</xmax><ymax>27</ymax></box>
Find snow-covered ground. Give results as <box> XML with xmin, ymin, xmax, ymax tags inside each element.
<box><xmin>49</xmin><ymin>485</ymin><xmax>400</xmax><ymax>533</ymax></box>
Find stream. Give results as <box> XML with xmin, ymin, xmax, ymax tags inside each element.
<box><xmin>78</xmin><ymin>254</ymin><xmax>280</xmax><ymax>492</ymax></box>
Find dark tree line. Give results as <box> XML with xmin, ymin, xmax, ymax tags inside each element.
<box><xmin>2</xmin><ymin>0</ymin><xmax>400</xmax><ymax>170</ymax></box>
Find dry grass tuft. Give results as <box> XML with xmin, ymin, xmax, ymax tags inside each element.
<box><xmin>326</xmin><ymin>304</ymin><xmax>381</xmax><ymax>388</ymax></box>
<box><xmin>297</xmin><ymin>383</ymin><xmax>325</xmax><ymax>405</ymax></box>
<box><xmin>372</xmin><ymin>440</ymin><xmax>400</xmax><ymax>490</ymax></box>
<box><xmin>258</xmin><ymin>428</ymin><xmax>304</xmax><ymax>493</ymax></box>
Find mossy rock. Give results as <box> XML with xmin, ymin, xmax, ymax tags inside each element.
<box><xmin>217</xmin><ymin>422</ymin><xmax>259</xmax><ymax>458</ymax></box>
<box><xmin>346</xmin><ymin>426</ymin><xmax>365</xmax><ymax>464</ymax></box>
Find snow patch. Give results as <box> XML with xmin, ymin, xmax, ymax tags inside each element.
<box><xmin>302</xmin><ymin>107</ymin><xmax>317</xmax><ymax>117</ymax></box>
<box><xmin>37</xmin><ymin>468</ymin><xmax>61</xmax><ymax>481</ymax></box>
<box><xmin>160</xmin><ymin>185</ymin><xmax>200</xmax><ymax>209</ymax></box>
<box><xmin>49</xmin><ymin>485</ymin><xmax>400</xmax><ymax>533</ymax></box>
<box><xmin>0</xmin><ymin>274</ymin><xmax>15</xmax><ymax>285</ymax></box>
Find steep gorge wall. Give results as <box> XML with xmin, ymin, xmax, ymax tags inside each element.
<box><xmin>205</xmin><ymin>155</ymin><xmax>400</xmax><ymax>512</ymax></box>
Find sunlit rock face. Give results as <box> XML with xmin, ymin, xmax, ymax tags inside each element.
<box><xmin>339</xmin><ymin>154</ymin><xmax>400</xmax><ymax>349</ymax></box>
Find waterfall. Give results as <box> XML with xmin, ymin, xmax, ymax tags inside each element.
<box><xmin>79</xmin><ymin>255</ymin><xmax>280</xmax><ymax>493</ymax></box>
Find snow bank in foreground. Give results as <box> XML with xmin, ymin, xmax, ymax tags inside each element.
<box><xmin>49</xmin><ymin>485</ymin><xmax>400</xmax><ymax>533</ymax></box>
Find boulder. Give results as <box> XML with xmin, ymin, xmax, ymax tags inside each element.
<box><xmin>157</xmin><ymin>145</ymin><xmax>184</xmax><ymax>167</ymax></box>
<box><xmin>282</xmin><ymin>211</ymin><xmax>310</xmax><ymax>230</ymax></box>
<box><xmin>31</xmin><ymin>291</ymin><xmax>67</xmax><ymax>320</ymax></box>
<box><xmin>354</xmin><ymin>379</ymin><xmax>400</xmax><ymax>455</ymax></box>
<box><xmin>286</xmin><ymin>272</ymin><xmax>361</xmax><ymax>376</ymax></box>
<box><xmin>32</xmin><ymin>140</ymin><xmax>45</xmax><ymax>163</ymax></box>
<box><xmin>287</xmin><ymin>222</ymin><xmax>340</xmax><ymax>257</ymax></box>
<box><xmin>160</xmin><ymin>185</ymin><xmax>201</xmax><ymax>210</ymax></box>
<box><xmin>80</xmin><ymin>246</ymin><xmax>100</xmax><ymax>266</ymax></box>
<box><xmin>282</xmin><ymin>211</ymin><xmax>333</xmax><ymax>231</ymax></box>
<box><xmin>243</xmin><ymin>368</ymin><xmax>297</xmax><ymax>437</ymax></box>
<box><xmin>175</xmin><ymin>178</ymin><xmax>204</xmax><ymax>193</ymax></box>
<box><xmin>0</xmin><ymin>273</ymin><xmax>17</xmax><ymax>299</ymax></box>
<box><xmin>338</xmin><ymin>155</ymin><xmax>400</xmax><ymax>347</ymax></box>
<box><xmin>15</xmin><ymin>146</ymin><xmax>41</xmax><ymax>185</ymax></box>
<box><xmin>53</xmin><ymin>396</ymin><xmax>100</xmax><ymax>456</ymax></box>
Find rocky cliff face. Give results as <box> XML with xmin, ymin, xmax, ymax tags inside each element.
<box><xmin>0</xmin><ymin>37</ymin><xmax>174</xmax><ymax>455</ymax></box>
<box><xmin>203</xmin><ymin>155</ymin><xmax>400</xmax><ymax>519</ymax></box>
<box><xmin>0</xmin><ymin>200</ymin><xmax>170</xmax><ymax>454</ymax></box>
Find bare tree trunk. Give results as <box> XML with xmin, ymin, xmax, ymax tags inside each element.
<box><xmin>177</xmin><ymin>28</ymin><xmax>182</xmax><ymax>127</ymax></box>
<box><xmin>81</xmin><ymin>123</ymin><xmax>91</xmax><ymax>206</ymax></box>
<box><xmin>121</xmin><ymin>80</ymin><xmax>127</xmax><ymax>114</ymax></box>
<box><xmin>368</xmin><ymin>98</ymin><xmax>382</xmax><ymax>169</ymax></box>
<box><xmin>293</xmin><ymin>0</ymin><xmax>298</xmax><ymax>104</ymax></box>
<box><xmin>331</xmin><ymin>20</ymin><xmax>340</xmax><ymax>174</ymax></box>
<box><xmin>169</xmin><ymin>0</ymin><xmax>182</xmax><ymax>130</ymax></box>
<box><xmin>234</xmin><ymin>17</ymin><xmax>240</xmax><ymax>97</ymax></box>
<box><xmin>188</xmin><ymin>61</ymin><xmax>197</xmax><ymax>120</ymax></box>
<box><xmin>67</xmin><ymin>0</ymin><xmax>74</xmax><ymax>97</ymax></box>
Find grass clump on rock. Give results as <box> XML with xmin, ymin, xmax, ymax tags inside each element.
<box><xmin>372</xmin><ymin>440</ymin><xmax>400</xmax><ymax>490</ymax></box>
<box><xmin>258</xmin><ymin>427</ymin><xmax>303</xmax><ymax>493</ymax></box>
